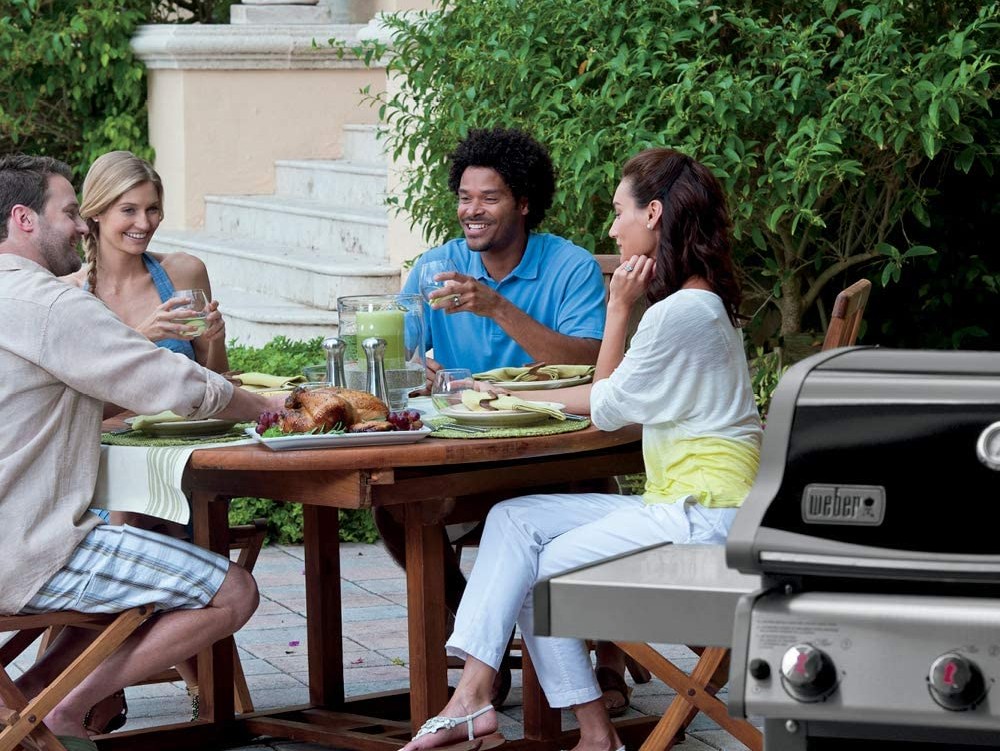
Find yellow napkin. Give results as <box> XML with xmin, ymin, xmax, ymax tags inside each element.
<box><xmin>473</xmin><ymin>364</ymin><xmax>595</xmax><ymax>383</ymax></box>
<box><xmin>129</xmin><ymin>410</ymin><xmax>186</xmax><ymax>431</ymax></box>
<box><xmin>461</xmin><ymin>391</ymin><xmax>566</xmax><ymax>420</ymax></box>
<box><xmin>235</xmin><ymin>372</ymin><xmax>306</xmax><ymax>390</ymax></box>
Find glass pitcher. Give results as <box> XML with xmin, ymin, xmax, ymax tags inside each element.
<box><xmin>336</xmin><ymin>294</ymin><xmax>426</xmax><ymax>411</ymax></box>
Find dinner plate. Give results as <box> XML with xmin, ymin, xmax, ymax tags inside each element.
<box><xmin>482</xmin><ymin>374</ymin><xmax>592</xmax><ymax>391</ymax></box>
<box><xmin>245</xmin><ymin>425</ymin><xmax>432</xmax><ymax>451</ymax></box>
<box><xmin>127</xmin><ymin>417</ymin><xmax>240</xmax><ymax>438</ymax></box>
<box><xmin>438</xmin><ymin>402</ymin><xmax>565</xmax><ymax>427</ymax></box>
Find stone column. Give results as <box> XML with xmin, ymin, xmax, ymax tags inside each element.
<box><xmin>131</xmin><ymin>24</ymin><xmax>386</xmax><ymax>229</ymax></box>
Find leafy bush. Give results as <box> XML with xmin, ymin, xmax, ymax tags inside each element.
<box><xmin>0</xmin><ymin>1</ymin><xmax>241</xmax><ymax>180</ymax></box>
<box><xmin>226</xmin><ymin>334</ymin><xmax>379</xmax><ymax>545</ymax></box>
<box><xmin>362</xmin><ymin>0</ymin><xmax>998</xmax><ymax>339</ymax></box>
<box><xmin>227</xmin><ymin>335</ymin><xmax>326</xmax><ymax>375</ymax></box>
<box><xmin>0</xmin><ymin>0</ymin><xmax>152</xmax><ymax>180</ymax></box>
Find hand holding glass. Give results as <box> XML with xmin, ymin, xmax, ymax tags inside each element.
<box><xmin>173</xmin><ymin>288</ymin><xmax>209</xmax><ymax>337</ymax></box>
<box><xmin>431</xmin><ymin>368</ymin><xmax>475</xmax><ymax>410</ymax></box>
<box><xmin>419</xmin><ymin>260</ymin><xmax>458</xmax><ymax>303</ymax></box>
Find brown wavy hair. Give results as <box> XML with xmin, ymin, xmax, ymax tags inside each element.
<box><xmin>79</xmin><ymin>151</ymin><xmax>163</xmax><ymax>295</ymax></box>
<box><xmin>621</xmin><ymin>148</ymin><xmax>742</xmax><ymax>325</ymax></box>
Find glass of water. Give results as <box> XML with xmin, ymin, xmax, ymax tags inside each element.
<box><xmin>431</xmin><ymin>368</ymin><xmax>475</xmax><ymax>411</ymax></box>
<box><xmin>419</xmin><ymin>259</ymin><xmax>458</xmax><ymax>304</ymax></box>
<box><xmin>173</xmin><ymin>288</ymin><xmax>209</xmax><ymax>337</ymax></box>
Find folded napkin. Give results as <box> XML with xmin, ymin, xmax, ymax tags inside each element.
<box><xmin>461</xmin><ymin>390</ymin><xmax>566</xmax><ymax>420</ymax></box>
<box><xmin>235</xmin><ymin>372</ymin><xmax>306</xmax><ymax>390</ymax></box>
<box><xmin>473</xmin><ymin>363</ymin><xmax>595</xmax><ymax>383</ymax></box>
<box><xmin>129</xmin><ymin>410</ymin><xmax>185</xmax><ymax>431</ymax></box>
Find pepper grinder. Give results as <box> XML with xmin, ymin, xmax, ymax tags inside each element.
<box><xmin>322</xmin><ymin>336</ymin><xmax>347</xmax><ymax>387</ymax></box>
<box><xmin>361</xmin><ymin>337</ymin><xmax>390</xmax><ymax>405</ymax></box>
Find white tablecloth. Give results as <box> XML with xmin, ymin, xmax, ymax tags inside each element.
<box><xmin>92</xmin><ymin>440</ymin><xmax>253</xmax><ymax>524</ymax></box>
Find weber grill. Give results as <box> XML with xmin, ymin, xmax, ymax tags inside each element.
<box><xmin>727</xmin><ymin>347</ymin><xmax>1000</xmax><ymax>749</ymax></box>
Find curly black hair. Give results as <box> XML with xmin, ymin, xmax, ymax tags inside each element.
<box><xmin>447</xmin><ymin>128</ymin><xmax>556</xmax><ymax>231</ymax></box>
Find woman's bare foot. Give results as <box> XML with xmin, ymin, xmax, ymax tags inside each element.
<box><xmin>401</xmin><ymin>698</ymin><xmax>498</xmax><ymax>751</ymax></box>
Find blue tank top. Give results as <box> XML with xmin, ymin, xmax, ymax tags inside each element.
<box><xmin>86</xmin><ymin>253</ymin><xmax>196</xmax><ymax>361</ymax></box>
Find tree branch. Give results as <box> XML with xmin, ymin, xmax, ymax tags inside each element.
<box><xmin>801</xmin><ymin>251</ymin><xmax>879</xmax><ymax>314</ymax></box>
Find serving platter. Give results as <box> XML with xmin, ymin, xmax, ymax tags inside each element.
<box><xmin>126</xmin><ymin>417</ymin><xmax>239</xmax><ymax>438</ymax></box>
<box><xmin>438</xmin><ymin>402</ymin><xmax>565</xmax><ymax>427</ymax></box>
<box><xmin>245</xmin><ymin>425</ymin><xmax>432</xmax><ymax>451</ymax></box>
<box><xmin>484</xmin><ymin>374</ymin><xmax>592</xmax><ymax>391</ymax></box>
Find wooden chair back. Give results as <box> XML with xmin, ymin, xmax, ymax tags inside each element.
<box><xmin>822</xmin><ymin>278</ymin><xmax>871</xmax><ymax>350</ymax></box>
<box><xmin>1</xmin><ymin>606</ymin><xmax>154</xmax><ymax>751</ymax></box>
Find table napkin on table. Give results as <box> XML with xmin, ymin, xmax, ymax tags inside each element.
<box><xmin>473</xmin><ymin>364</ymin><xmax>595</xmax><ymax>382</ymax></box>
<box><xmin>234</xmin><ymin>372</ymin><xmax>306</xmax><ymax>390</ymax></box>
<box><xmin>461</xmin><ymin>390</ymin><xmax>566</xmax><ymax>420</ymax></box>
<box><xmin>129</xmin><ymin>410</ymin><xmax>186</xmax><ymax>431</ymax></box>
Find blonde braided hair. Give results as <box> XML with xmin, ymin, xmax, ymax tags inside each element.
<box><xmin>79</xmin><ymin>151</ymin><xmax>163</xmax><ymax>296</ymax></box>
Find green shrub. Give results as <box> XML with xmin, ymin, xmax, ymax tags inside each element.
<box><xmin>360</xmin><ymin>0</ymin><xmax>998</xmax><ymax>340</ymax></box>
<box><xmin>227</xmin><ymin>335</ymin><xmax>326</xmax><ymax>375</ymax></box>
<box><xmin>226</xmin><ymin>334</ymin><xmax>379</xmax><ymax>545</ymax></box>
<box><xmin>0</xmin><ymin>0</ymin><xmax>152</xmax><ymax>180</ymax></box>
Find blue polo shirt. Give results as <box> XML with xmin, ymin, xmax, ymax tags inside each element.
<box><xmin>402</xmin><ymin>233</ymin><xmax>606</xmax><ymax>372</ymax></box>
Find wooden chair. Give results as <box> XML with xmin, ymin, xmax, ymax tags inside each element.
<box><xmin>1</xmin><ymin>605</ymin><xmax>154</xmax><ymax>751</ymax></box>
<box><xmin>609</xmin><ymin>278</ymin><xmax>873</xmax><ymax>751</ymax></box>
<box><xmin>822</xmin><ymin>278</ymin><xmax>872</xmax><ymax>350</ymax></box>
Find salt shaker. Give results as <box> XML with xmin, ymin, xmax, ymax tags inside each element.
<box><xmin>361</xmin><ymin>337</ymin><xmax>390</xmax><ymax>405</ymax></box>
<box><xmin>322</xmin><ymin>336</ymin><xmax>347</xmax><ymax>388</ymax></box>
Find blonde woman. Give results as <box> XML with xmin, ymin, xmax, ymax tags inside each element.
<box><xmin>64</xmin><ymin>151</ymin><xmax>228</xmax><ymax>373</ymax></box>
<box><xmin>63</xmin><ymin>151</ymin><xmax>226</xmax><ymax>732</ymax></box>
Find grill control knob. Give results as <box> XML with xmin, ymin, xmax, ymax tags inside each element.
<box><xmin>928</xmin><ymin>653</ymin><xmax>988</xmax><ymax>710</ymax></box>
<box><xmin>780</xmin><ymin>643</ymin><xmax>837</xmax><ymax>701</ymax></box>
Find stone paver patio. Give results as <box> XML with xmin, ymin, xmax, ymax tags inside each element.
<box><xmin>11</xmin><ymin>542</ymin><xmax>754</xmax><ymax>750</ymax></box>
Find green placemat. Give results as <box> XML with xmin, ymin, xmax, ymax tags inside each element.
<box><xmin>428</xmin><ymin>416</ymin><xmax>590</xmax><ymax>439</ymax></box>
<box><xmin>101</xmin><ymin>424</ymin><xmax>253</xmax><ymax>447</ymax></box>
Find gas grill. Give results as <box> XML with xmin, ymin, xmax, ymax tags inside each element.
<box><xmin>727</xmin><ymin>347</ymin><xmax>1000</xmax><ymax>749</ymax></box>
<box><xmin>535</xmin><ymin>347</ymin><xmax>1000</xmax><ymax>750</ymax></box>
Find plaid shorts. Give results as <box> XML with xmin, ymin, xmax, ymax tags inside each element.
<box><xmin>20</xmin><ymin>524</ymin><xmax>229</xmax><ymax>615</ymax></box>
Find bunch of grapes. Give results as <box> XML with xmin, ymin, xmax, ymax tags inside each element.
<box><xmin>255</xmin><ymin>411</ymin><xmax>284</xmax><ymax>435</ymax></box>
<box><xmin>387</xmin><ymin>409</ymin><xmax>423</xmax><ymax>431</ymax></box>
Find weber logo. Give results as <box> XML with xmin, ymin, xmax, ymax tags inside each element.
<box><xmin>801</xmin><ymin>484</ymin><xmax>885</xmax><ymax>525</ymax></box>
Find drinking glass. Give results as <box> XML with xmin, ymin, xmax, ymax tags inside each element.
<box><xmin>419</xmin><ymin>259</ymin><xmax>458</xmax><ymax>303</ymax></box>
<box><xmin>173</xmin><ymin>288</ymin><xmax>209</xmax><ymax>337</ymax></box>
<box><xmin>431</xmin><ymin>368</ymin><xmax>475</xmax><ymax>411</ymax></box>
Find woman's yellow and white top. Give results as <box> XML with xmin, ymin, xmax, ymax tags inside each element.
<box><xmin>590</xmin><ymin>289</ymin><xmax>762</xmax><ymax>508</ymax></box>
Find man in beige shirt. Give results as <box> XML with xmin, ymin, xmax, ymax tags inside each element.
<box><xmin>0</xmin><ymin>154</ymin><xmax>279</xmax><ymax>744</ymax></box>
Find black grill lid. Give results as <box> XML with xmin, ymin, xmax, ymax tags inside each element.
<box><xmin>726</xmin><ymin>348</ymin><xmax>1000</xmax><ymax>582</ymax></box>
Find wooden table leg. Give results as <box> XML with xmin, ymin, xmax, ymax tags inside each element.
<box><xmin>404</xmin><ymin>504</ymin><xmax>448</xmax><ymax>730</ymax></box>
<box><xmin>521</xmin><ymin>645</ymin><xmax>561</xmax><ymax>742</ymax></box>
<box><xmin>192</xmin><ymin>490</ymin><xmax>234</xmax><ymax>723</ymax></box>
<box><xmin>304</xmin><ymin>505</ymin><xmax>345</xmax><ymax>708</ymax></box>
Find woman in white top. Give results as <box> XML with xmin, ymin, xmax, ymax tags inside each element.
<box><xmin>402</xmin><ymin>148</ymin><xmax>762</xmax><ymax>751</ymax></box>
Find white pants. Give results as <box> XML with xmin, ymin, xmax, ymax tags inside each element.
<box><xmin>446</xmin><ymin>492</ymin><xmax>738</xmax><ymax>708</ymax></box>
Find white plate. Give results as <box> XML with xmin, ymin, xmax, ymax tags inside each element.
<box><xmin>126</xmin><ymin>417</ymin><xmax>240</xmax><ymax>437</ymax></box>
<box><xmin>245</xmin><ymin>425</ymin><xmax>432</xmax><ymax>451</ymax></box>
<box><xmin>438</xmin><ymin>402</ymin><xmax>565</xmax><ymax>427</ymax></box>
<box><xmin>480</xmin><ymin>374</ymin><xmax>592</xmax><ymax>391</ymax></box>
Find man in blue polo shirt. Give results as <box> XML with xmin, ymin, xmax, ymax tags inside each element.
<box><xmin>384</xmin><ymin>129</ymin><xmax>607</xmax><ymax>706</ymax></box>
<box><xmin>401</xmin><ymin>127</ymin><xmax>606</xmax><ymax>377</ymax></box>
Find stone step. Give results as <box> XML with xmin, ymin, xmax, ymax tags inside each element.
<box><xmin>275</xmin><ymin>159</ymin><xmax>386</xmax><ymax>207</ymax></box>
<box><xmin>212</xmin><ymin>283</ymin><xmax>340</xmax><ymax>347</ymax></box>
<box><xmin>342</xmin><ymin>123</ymin><xmax>384</xmax><ymax>165</ymax></box>
<box><xmin>204</xmin><ymin>194</ymin><xmax>388</xmax><ymax>257</ymax></box>
<box><xmin>151</xmin><ymin>229</ymin><xmax>399</xmax><ymax>309</ymax></box>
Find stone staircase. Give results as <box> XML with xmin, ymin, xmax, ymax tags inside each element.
<box><xmin>151</xmin><ymin>124</ymin><xmax>400</xmax><ymax>346</ymax></box>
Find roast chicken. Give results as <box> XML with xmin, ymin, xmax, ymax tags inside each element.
<box><xmin>279</xmin><ymin>387</ymin><xmax>391</xmax><ymax>434</ymax></box>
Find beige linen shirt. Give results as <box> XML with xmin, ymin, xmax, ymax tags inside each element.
<box><xmin>0</xmin><ymin>255</ymin><xmax>233</xmax><ymax>614</ymax></box>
